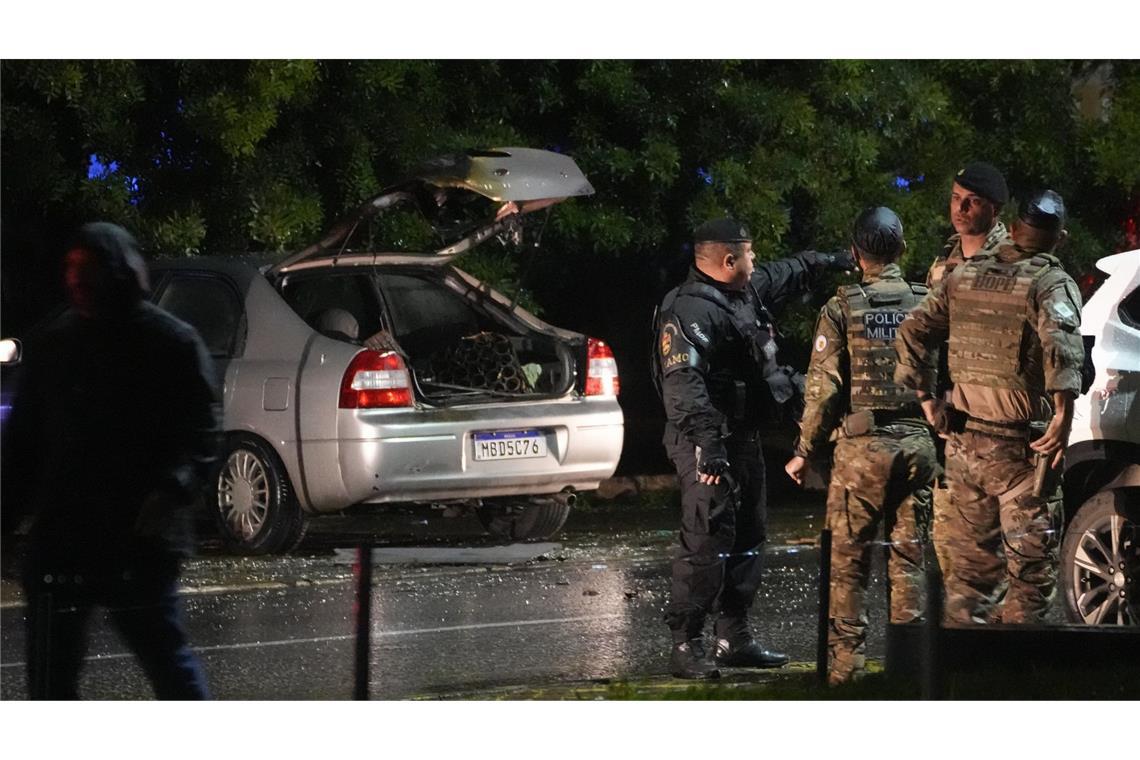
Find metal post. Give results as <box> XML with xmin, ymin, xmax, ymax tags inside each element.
<box><xmin>816</xmin><ymin>529</ymin><xmax>832</xmax><ymax>687</ymax></box>
<box><xmin>353</xmin><ymin>544</ymin><xmax>373</xmax><ymax>700</ymax></box>
<box><xmin>30</xmin><ymin>590</ymin><xmax>53</xmax><ymax>700</ymax></box>
<box><xmin>921</xmin><ymin>564</ymin><xmax>944</xmax><ymax>700</ymax></box>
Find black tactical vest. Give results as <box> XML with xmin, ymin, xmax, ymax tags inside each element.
<box><xmin>652</xmin><ymin>279</ymin><xmax>783</xmax><ymax>421</ymax></box>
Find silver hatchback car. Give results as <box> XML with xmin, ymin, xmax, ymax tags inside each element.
<box><xmin>149</xmin><ymin>149</ymin><xmax>624</xmax><ymax>553</ymax></box>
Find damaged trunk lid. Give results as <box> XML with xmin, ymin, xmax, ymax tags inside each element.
<box><xmin>268</xmin><ymin>147</ymin><xmax>593</xmax><ymax>273</ymax></box>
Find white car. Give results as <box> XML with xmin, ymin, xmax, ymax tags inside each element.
<box><xmin>1062</xmin><ymin>250</ymin><xmax>1140</xmax><ymax>625</ymax></box>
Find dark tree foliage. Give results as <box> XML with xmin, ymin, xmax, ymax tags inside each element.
<box><xmin>3</xmin><ymin>61</ymin><xmax>1137</xmax><ymax>471</ymax></box>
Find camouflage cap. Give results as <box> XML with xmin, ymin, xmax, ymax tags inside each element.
<box><xmin>694</xmin><ymin>218</ymin><xmax>751</xmax><ymax>243</ymax></box>
<box><xmin>1018</xmin><ymin>189</ymin><xmax>1066</xmax><ymax>231</ymax></box>
<box><xmin>954</xmin><ymin>161</ymin><xmax>1009</xmax><ymax>205</ymax></box>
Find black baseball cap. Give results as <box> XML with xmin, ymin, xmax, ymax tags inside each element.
<box><xmin>954</xmin><ymin>161</ymin><xmax>1009</xmax><ymax>205</ymax></box>
<box><xmin>1019</xmin><ymin>190</ymin><xmax>1066</xmax><ymax>232</ymax></box>
<box><xmin>694</xmin><ymin>218</ymin><xmax>751</xmax><ymax>243</ymax></box>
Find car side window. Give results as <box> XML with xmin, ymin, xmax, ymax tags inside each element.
<box><xmin>379</xmin><ymin>273</ymin><xmax>488</xmax><ymax>353</ymax></box>
<box><xmin>157</xmin><ymin>275</ymin><xmax>244</xmax><ymax>357</ymax></box>
<box><xmin>281</xmin><ymin>274</ymin><xmax>383</xmax><ymax>340</ymax></box>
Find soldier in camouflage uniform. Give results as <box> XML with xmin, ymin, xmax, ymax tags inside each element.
<box><xmin>895</xmin><ymin>190</ymin><xmax>1084</xmax><ymax>625</ymax></box>
<box><xmin>786</xmin><ymin>207</ymin><xmax>936</xmax><ymax>685</ymax></box>
<box><xmin>926</xmin><ymin>162</ymin><xmax>1012</xmax><ymax>289</ymax></box>
<box><xmin>926</xmin><ymin>162</ymin><xmax>1012</xmax><ymax>590</ymax></box>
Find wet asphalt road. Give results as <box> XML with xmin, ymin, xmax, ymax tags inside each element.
<box><xmin>0</xmin><ymin>492</ymin><xmax>900</xmax><ymax>700</ymax></box>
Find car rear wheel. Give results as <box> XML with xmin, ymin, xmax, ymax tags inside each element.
<box><xmin>215</xmin><ymin>436</ymin><xmax>307</xmax><ymax>555</ymax></box>
<box><xmin>1061</xmin><ymin>489</ymin><xmax>1139</xmax><ymax>625</ymax></box>
<box><xmin>477</xmin><ymin>498</ymin><xmax>572</xmax><ymax>542</ymax></box>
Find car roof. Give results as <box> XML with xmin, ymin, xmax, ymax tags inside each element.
<box><xmin>149</xmin><ymin>255</ymin><xmax>268</xmax><ymax>281</ymax></box>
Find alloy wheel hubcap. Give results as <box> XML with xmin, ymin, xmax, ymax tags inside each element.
<box><xmin>1073</xmin><ymin>514</ymin><xmax>1137</xmax><ymax>625</ymax></box>
<box><xmin>218</xmin><ymin>449</ymin><xmax>270</xmax><ymax>541</ymax></box>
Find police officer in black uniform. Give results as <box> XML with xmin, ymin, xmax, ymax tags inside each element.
<box><xmin>655</xmin><ymin>218</ymin><xmax>855</xmax><ymax>678</ymax></box>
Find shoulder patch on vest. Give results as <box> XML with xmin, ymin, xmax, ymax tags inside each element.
<box><xmin>1051</xmin><ymin>300</ymin><xmax>1077</xmax><ymax>323</ymax></box>
<box><xmin>814</xmin><ymin>334</ymin><xmax>828</xmax><ymax>352</ymax></box>
<box><xmin>660</xmin><ymin>322</ymin><xmax>675</xmax><ymax>356</ymax></box>
<box><xmin>658</xmin><ymin>317</ymin><xmax>705</xmax><ymax>377</ymax></box>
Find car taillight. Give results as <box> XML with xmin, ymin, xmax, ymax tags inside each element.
<box><xmin>585</xmin><ymin>337</ymin><xmax>620</xmax><ymax>397</ymax></box>
<box><xmin>339</xmin><ymin>350</ymin><xmax>413</xmax><ymax>409</ymax></box>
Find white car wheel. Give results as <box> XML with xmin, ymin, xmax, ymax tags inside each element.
<box><xmin>1061</xmin><ymin>490</ymin><xmax>1139</xmax><ymax>625</ymax></box>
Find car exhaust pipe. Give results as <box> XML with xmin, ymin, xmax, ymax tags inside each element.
<box><xmin>528</xmin><ymin>490</ymin><xmax>576</xmax><ymax>509</ymax></box>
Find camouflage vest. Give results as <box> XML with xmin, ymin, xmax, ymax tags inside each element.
<box><xmin>947</xmin><ymin>251</ymin><xmax>1059</xmax><ymax>391</ymax></box>
<box><xmin>842</xmin><ymin>277</ymin><xmax>927</xmax><ymax>411</ymax></box>
<box><xmin>927</xmin><ymin>220</ymin><xmax>1009</xmax><ymax>288</ymax></box>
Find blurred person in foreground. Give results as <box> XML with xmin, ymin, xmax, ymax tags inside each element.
<box><xmin>1</xmin><ymin>222</ymin><xmax>220</xmax><ymax>699</ymax></box>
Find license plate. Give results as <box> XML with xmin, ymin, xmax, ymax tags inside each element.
<box><xmin>472</xmin><ymin>429</ymin><xmax>547</xmax><ymax>461</ymax></box>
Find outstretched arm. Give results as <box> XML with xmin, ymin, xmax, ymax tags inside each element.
<box><xmin>751</xmin><ymin>250</ymin><xmax>855</xmax><ymax>312</ymax></box>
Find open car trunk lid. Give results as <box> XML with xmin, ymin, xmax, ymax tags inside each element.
<box><xmin>268</xmin><ymin>148</ymin><xmax>593</xmax><ymax>275</ymax></box>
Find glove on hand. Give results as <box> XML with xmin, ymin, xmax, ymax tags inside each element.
<box><xmin>826</xmin><ymin>251</ymin><xmax>857</xmax><ymax>272</ymax></box>
<box><xmin>698</xmin><ymin>456</ymin><xmax>731</xmax><ymax>478</ymax></box>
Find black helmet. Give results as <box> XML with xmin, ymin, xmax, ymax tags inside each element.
<box><xmin>852</xmin><ymin>207</ymin><xmax>904</xmax><ymax>260</ymax></box>
<box><xmin>1018</xmin><ymin>190</ymin><xmax>1066</xmax><ymax>232</ymax></box>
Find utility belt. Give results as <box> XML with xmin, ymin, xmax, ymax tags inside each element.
<box><xmin>963</xmin><ymin>414</ymin><xmax>1034</xmax><ymax>441</ymax></box>
<box><xmin>956</xmin><ymin>415</ymin><xmax>1056</xmax><ymax>500</ymax></box>
<box><xmin>929</xmin><ymin>406</ymin><xmax>1042</xmax><ymax>441</ymax></box>
<box><xmin>838</xmin><ymin>407</ymin><xmax>926</xmax><ymax>439</ymax></box>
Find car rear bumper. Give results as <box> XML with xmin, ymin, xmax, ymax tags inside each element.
<box><xmin>299</xmin><ymin>398</ymin><xmax>624</xmax><ymax>512</ymax></box>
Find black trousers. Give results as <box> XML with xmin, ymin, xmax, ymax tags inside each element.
<box><xmin>663</xmin><ymin>424</ymin><xmax>767</xmax><ymax>643</ymax></box>
<box><xmin>23</xmin><ymin>551</ymin><xmax>210</xmax><ymax>700</ymax></box>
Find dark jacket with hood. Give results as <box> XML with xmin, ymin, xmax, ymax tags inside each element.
<box><xmin>2</xmin><ymin>223</ymin><xmax>221</xmax><ymax>567</ymax></box>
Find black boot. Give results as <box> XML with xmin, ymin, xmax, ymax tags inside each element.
<box><xmin>714</xmin><ymin>638</ymin><xmax>790</xmax><ymax>668</ymax></box>
<box><xmin>670</xmin><ymin>639</ymin><xmax>721</xmax><ymax>679</ymax></box>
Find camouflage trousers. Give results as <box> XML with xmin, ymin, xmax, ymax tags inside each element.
<box><xmin>942</xmin><ymin>431</ymin><xmax>1061</xmax><ymax>625</ymax></box>
<box><xmin>826</xmin><ymin>426</ymin><xmax>936</xmax><ymax>685</ymax></box>
<box><xmin>931</xmin><ymin>479</ymin><xmax>959</xmax><ymax>595</ymax></box>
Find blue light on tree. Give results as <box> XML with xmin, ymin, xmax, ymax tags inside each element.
<box><xmin>892</xmin><ymin>173</ymin><xmax>926</xmax><ymax>193</ymax></box>
<box><xmin>87</xmin><ymin>154</ymin><xmax>119</xmax><ymax>179</ymax></box>
<box><xmin>87</xmin><ymin>154</ymin><xmax>142</xmax><ymax>205</ymax></box>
